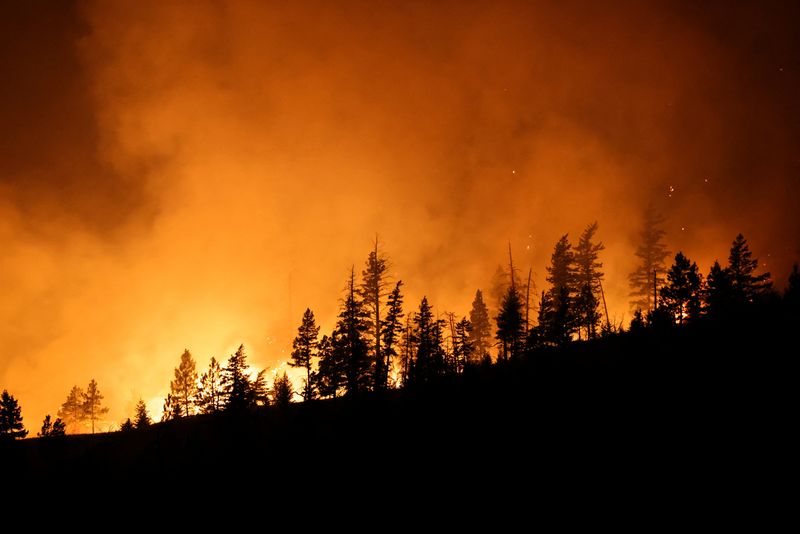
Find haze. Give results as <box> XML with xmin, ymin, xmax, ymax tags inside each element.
<box><xmin>1</xmin><ymin>0</ymin><xmax>798</xmax><ymax>428</ymax></box>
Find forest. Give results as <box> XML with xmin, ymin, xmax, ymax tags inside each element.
<box><xmin>1</xmin><ymin>207</ymin><xmax>797</xmax><ymax>484</ymax></box>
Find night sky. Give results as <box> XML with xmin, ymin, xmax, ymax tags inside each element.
<box><xmin>2</xmin><ymin>0</ymin><xmax>798</xmax><ymax>427</ymax></box>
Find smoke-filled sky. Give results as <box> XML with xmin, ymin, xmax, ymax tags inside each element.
<box><xmin>2</xmin><ymin>0</ymin><xmax>798</xmax><ymax>429</ymax></box>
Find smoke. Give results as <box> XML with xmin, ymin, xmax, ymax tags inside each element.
<box><xmin>1</xmin><ymin>0</ymin><xmax>798</xmax><ymax>429</ymax></box>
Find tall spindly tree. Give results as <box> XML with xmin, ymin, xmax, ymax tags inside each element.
<box><xmin>317</xmin><ymin>333</ymin><xmax>344</xmax><ymax>399</ymax></box>
<box><xmin>0</xmin><ymin>390</ymin><xmax>27</xmax><ymax>440</ymax></box>
<box><xmin>629</xmin><ymin>205</ymin><xmax>669</xmax><ymax>312</ymax></box>
<box><xmin>290</xmin><ymin>308</ymin><xmax>320</xmax><ymax>401</ymax></box>
<box><xmin>170</xmin><ymin>349</ymin><xmax>198</xmax><ymax>418</ymax></box>
<box><xmin>360</xmin><ymin>238</ymin><xmax>391</xmax><ymax>390</ymax></box>
<box><xmin>659</xmin><ymin>252</ymin><xmax>703</xmax><ymax>324</ymax></box>
<box><xmin>574</xmin><ymin>222</ymin><xmax>605</xmax><ymax>339</ymax></box>
<box><xmin>495</xmin><ymin>246</ymin><xmax>525</xmax><ymax>361</ymax></box>
<box><xmin>82</xmin><ymin>379</ymin><xmax>109</xmax><ymax>434</ymax></box>
<box><xmin>468</xmin><ymin>289</ymin><xmax>491</xmax><ymax>363</ymax></box>
<box><xmin>381</xmin><ymin>281</ymin><xmax>404</xmax><ymax>387</ymax></box>
<box><xmin>336</xmin><ymin>267</ymin><xmax>371</xmax><ymax>395</ymax></box>
<box><xmin>410</xmin><ymin>297</ymin><xmax>445</xmax><ymax>383</ymax></box>
<box><xmin>197</xmin><ymin>357</ymin><xmax>223</xmax><ymax>414</ymax></box>
<box><xmin>543</xmin><ymin>234</ymin><xmax>577</xmax><ymax>343</ymax></box>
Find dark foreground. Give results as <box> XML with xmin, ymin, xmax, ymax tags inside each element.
<box><xmin>3</xmin><ymin>311</ymin><xmax>793</xmax><ymax>507</ymax></box>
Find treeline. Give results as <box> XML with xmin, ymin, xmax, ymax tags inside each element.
<box><xmin>1</xmin><ymin>209</ymin><xmax>798</xmax><ymax>440</ymax></box>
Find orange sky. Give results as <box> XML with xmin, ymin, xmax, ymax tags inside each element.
<box><xmin>1</xmin><ymin>0</ymin><xmax>798</xmax><ymax>431</ymax></box>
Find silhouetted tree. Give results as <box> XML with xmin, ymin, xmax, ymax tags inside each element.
<box><xmin>197</xmin><ymin>357</ymin><xmax>223</xmax><ymax>414</ymax></box>
<box><xmin>468</xmin><ymin>289</ymin><xmax>491</xmax><ymax>363</ymax></box>
<box><xmin>629</xmin><ymin>309</ymin><xmax>646</xmax><ymax>333</ymax></box>
<box><xmin>134</xmin><ymin>399</ymin><xmax>151</xmax><ymax>429</ymax></box>
<box><xmin>360</xmin><ymin>238</ymin><xmax>392</xmax><ymax>390</ymax></box>
<box><xmin>120</xmin><ymin>418</ymin><xmax>134</xmax><ymax>432</ymax></box>
<box><xmin>659</xmin><ymin>252</ymin><xmax>703</xmax><ymax>324</ymax></box>
<box><xmin>381</xmin><ymin>281</ymin><xmax>404</xmax><ymax>387</ymax></box>
<box><xmin>317</xmin><ymin>334</ymin><xmax>344</xmax><ymax>399</ymax></box>
<box><xmin>629</xmin><ymin>205</ymin><xmax>669</xmax><ymax>312</ymax></box>
<box><xmin>170</xmin><ymin>349</ymin><xmax>198</xmax><ymax>418</ymax></box>
<box><xmin>58</xmin><ymin>385</ymin><xmax>86</xmax><ymax>433</ymax></box>
<box><xmin>0</xmin><ymin>390</ymin><xmax>27</xmax><ymax>440</ymax></box>
<box><xmin>542</xmin><ymin>235</ymin><xmax>577</xmax><ymax>343</ymax></box>
<box><xmin>574</xmin><ymin>222</ymin><xmax>605</xmax><ymax>339</ymax></box>
<box><xmin>272</xmin><ymin>372</ymin><xmax>293</xmax><ymax>408</ymax></box>
<box><xmin>727</xmin><ymin>234</ymin><xmax>772</xmax><ymax>305</ymax></box>
<box><xmin>253</xmin><ymin>369</ymin><xmax>269</xmax><ymax>406</ymax></box>
<box><xmin>335</xmin><ymin>268</ymin><xmax>371</xmax><ymax>395</ymax></box>
<box><xmin>528</xmin><ymin>291</ymin><xmax>552</xmax><ymax>349</ymax></box>
<box><xmin>495</xmin><ymin>286</ymin><xmax>524</xmax><ymax>361</ymax></box>
<box><xmin>221</xmin><ymin>344</ymin><xmax>255</xmax><ymax>411</ymax></box>
<box><xmin>38</xmin><ymin>415</ymin><xmax>66</xmax><ymax>438</ymax></box>
<box><xmin>410</xmin><ymin>297</ymin><xmax>445</xmax><ymax>383</ymax></box>
<box><xmin>290</xmin><ymin>308</ymin><xmax>320</xmax><ymax>402</ymax></box>
<box><xmin>82</xmin><ymin>379</ymin><xmax>108</xmax><ymax>434</ymax></box>
<box><xmin>453</xmin><ymin>317</ymin><xmax>473</xmax><ymax>371</ymax></box>
<box><xmin>705</xmin><ymin>261</ymin><xmax>734</xmax><ymax>317</ymax></box>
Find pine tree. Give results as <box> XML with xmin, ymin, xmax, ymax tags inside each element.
<box><xmin>120</xmin><ymin>418</ymin><xmax>134</xmax><ymax>432</ymax></box>
<box><xmin>197</xmin><ymin>357</ymin><xmax>223</xmax><ymax>414</ymax></box>
<box><xmin>134</xmin><ymin>399</ymin><xmax>151</xmax><ymax>429</ymax></box>
<box><xmin>317</xmin><ymin>334</ymin><xmax>344</xmax><ymax>399</ymax></box>
<box><xmin>629</xmin><ymin>205</ymin><xmax>669</xmax><ymax>312</ymax></box>
<box><xmin>530</xmin><ymin>290</ymin><xmax>552</xmax><ymax>348</ymax></box>
<box><xmin>253</xmin><ymin>369</ymin><xmax>270</xmax><ymax>406</ymax></box>
<box><xmin>468</xmin><ymin>289</ymin><xmax>491</xmax><ymax>363</ymax></box>
<box><xmin>170</xmin><ymin>349</ymin><xmax>198</xmax><ymax>418</ymax></box>
<box><xmin>543</xmin><ymin>235</ymin><xmax>577</xmax><ymax>343</ymax></box>
<box><xmin>574</xmin><ymin>222</ymin><xmax>605</xmax><ymax>339</ymax></box>
<box><xmin>360</xmin><ymin>238</ymin><xmax>391</xmax><ymax>390</ymax></box>
<box><xmin>381</xmin><ymin>281</ymin><xmax>404</xmax><ymax>388</ymax></box>
<box><xmin>0</xmin><ymin>390</ymin><xmax>27</xmax><ymax>439</ymax></box>
<box><xmin>727</xmin><ymin>234</ymin><xmax>772</xmax><ymax>305</ymax></box>
<box><xmin>82</xmin><ymin>379</ymin><xmax>109</xmax><ymax>434</ymax></box>
<box><xmin>272</xmin><ymin>372</ymin><xmax>294</xmax><ymax>408</ymax></box>
<box><xmin>221</xmin><ymin>344</ymin><xmax>254</xmax><ymax>411</ymax></box>
<box><xmin>705</xmin><ymin>261</ymin><xmax>734</xmax><ymax>318</ymax></box>
<box><xmin>453</xmin><ymin>317</ymin><xmax>474</xmax><ymax>372</ymax></box>
<box><xmin>659</xmin><ymin>252</ymin><xmax>703</xmax><ymax>324</ymax></box>
<box><xmin>289</xmin><ymin>308</ymin><xmax>320</xmax><ymax>402</ymax></box>
<box><xmin>58</xmin><ymin>385</ymin><xmax>86</xmax><ymax>433</ymax></box>
<box><xmin>495</xmin><ymin>286</ymin><xmax>524</xmax><ymax>361</ymax></box>
<box><xmin>38</xmin><ymin>415</ymin><xmax>65</xmax><ymax>437</ymax></box>
<box><xmin>410</xmin><ymin>297</ymin><xmax>445</xmax><ymax>383</ymax></box>
<box><xmin>336</xmin><ymin>267</ymin><xmax>371</xmax><ymax>395</ymax></box>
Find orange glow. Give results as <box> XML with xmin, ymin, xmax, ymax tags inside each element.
<box><xmin>1</xmin><ymin>1</ymin><xmax>797</xmax><ymax>432</ymax></box>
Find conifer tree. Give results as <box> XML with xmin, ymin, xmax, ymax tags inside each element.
<box><xmin>161</xmin><ymin>394</ymin><xmax>180</xmax><ymax>422</ymax></box>
<box><xmin>58</xmin><ymin>385</ymin><xmax>86</xmax><ymax>433</ymax></box>
<box><xmin>0</xmin><ymin>390</ymin><xmax>27</xmax><ymax>439</ymax></box>
<box><xmin>272</xmin><ymin>372</ymin><xmax>294</xmax><ymax>408</ymax></box>
<box><xmin>495</xmin><ymin>246</ymin><xmax>525</xmax><ymax>360</ymax></box>
<box><xmin>120</xmin><ymin>418</ymin><xmax>135</xmax><ymax>432</ymax></box>
<box><xmin>317</xmin><ymin>334</ymin><xmax>344</xmax><ymax>399</ymax></box>
<box><xmin>574</xmin><ymin>222</ymin><xmax>605</xmax><ymax>339</ymax></box>
<box><xmin>289</xmin><ymin>308</ymin><xmax>320</xmax><ymax>402</ymax></box>
<box><xmin>170</xmin><ymin>349</ymin><xmax>198</xmax><ymax>418</ymax></box>
<box><xmin>542</xmin><ymin>235</ymin><xmax>577</xmax><ymax>343</ymax></box>
<box><xmin>335</xmin><ymin>268</ymin><xmax>371</xmax><ymax>395</ymax></box>
<box><xmin>453</xmin><ymin>317</ymin><xmax>474</xmax><ymax>371</ymax></box>
<box><xmin>221</xmin><ymin>344</ymin><xmax>254</xmax><ymax>411</ymax></box>
<box><xmin>134</xmin><ymin>399</ymin><xmax>151</xmax><ymax>429</ymax></box>
<box><xmin>381</xmin><ymin>281</ymin><xmax>404</xmax><ymax>388</ymax></box>
<box><xmin>38</xmin><ymin>415</ymin><xmax>66</xmax><ymax>438</ymax></box>
<box><xmin>659</xmin><ymin>252</ymin><xmax>703</xmax><ymax>324</ymax></box>
<box><xmin>629</xmin><ymin>205</ymin><xmax>669</xmax><ymax>312</ymax></box>
<box><xmin>468</xmin><ymin>289</ymin><xmax>491</xmax><ymax>363</ymax></box>
<box><xmin>727</xmin><ymin>234</ymin><xmax>772</xmax><ymax>305</ymax></box>
<box><xmin>705</xmin><ymin>261</ymin><xmax>734</xmax><ymax>318</ymax></box>
<box><xmin>360</xmin><ymin>239</ymin><xmax>391</xmax><ymax>390</ymax></box>
<box><xmin>197</xmin><ymin>357</ymin><xmax>223</xmax><ymax>414</ymax></box>
<box><xmin>82</xmin><ymin>379</ymin><xmax>109</xmax><ymax>434</ymax></box>
<box><xmin>411</xmin><ymin>297</ymin><xmax>445</xmax><ymax>382</ymax></box>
